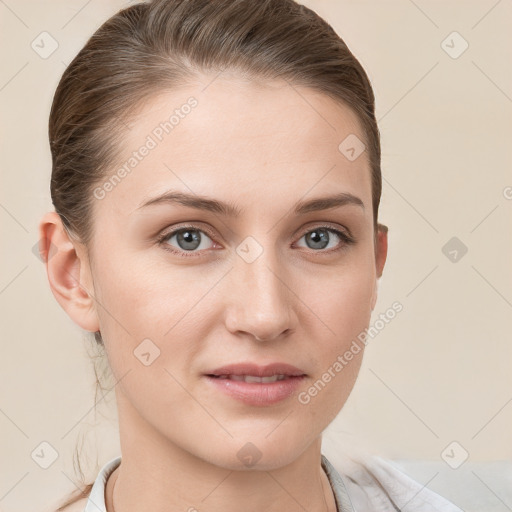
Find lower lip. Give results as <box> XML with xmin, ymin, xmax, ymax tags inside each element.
<box><xmin>204</xmin><ymin>375</ymin><xmax>306</xmax><ymax>406</ymax></box>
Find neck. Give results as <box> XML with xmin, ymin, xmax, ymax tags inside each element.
<box><xmin>106</xmin><ymin>455</ymin><xmax>336</xmax><ymax>512</ymax></box>
<box><xmin>104</xmin><ymin>398</ymin><xmax>337</xmax><ymax>512</ymax></box>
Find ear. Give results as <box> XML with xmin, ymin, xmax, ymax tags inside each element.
<box><xmin>370</xmin><ymin>223</ymin><xmax>388</xmax><ymax>311</ymax></box>
<box><xmin>37</xmin><ymin>211</ymin><xmax>100</xmax><ymax>333</ymax></box>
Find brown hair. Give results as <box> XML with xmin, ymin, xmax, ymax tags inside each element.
<box><xmin>50</xmin><ymin>0</ymin><xmax>383</xmax><ymax>508</ymax></box>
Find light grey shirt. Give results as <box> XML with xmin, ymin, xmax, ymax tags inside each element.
<box><xmin>83</xmin><ymin>453</ymin><xmax>463</xmax><ymax>511</ymax></box>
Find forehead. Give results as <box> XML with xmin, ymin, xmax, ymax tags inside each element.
<box><xmin>93</xmin><ymin>75</ymin><xmax>372</xmax><ymax>219</ymax></box>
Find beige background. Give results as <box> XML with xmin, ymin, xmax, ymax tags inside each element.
<box><xmin>1</xmin><ymin>0</ymin><xmax>511</xmax><ymax>511</ymax></box>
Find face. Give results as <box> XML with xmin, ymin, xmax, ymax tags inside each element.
<box><xmin>52</xmin><ymin>73</ymin><xmax>387</xmax><ymax>470</ymax></box>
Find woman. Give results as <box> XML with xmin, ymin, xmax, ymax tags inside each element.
<box><xmin>39</xmin><ymin>0</ymin><xmax>463</xmax><ymax>510</ymax></box>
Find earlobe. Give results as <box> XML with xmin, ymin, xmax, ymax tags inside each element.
<box><xmin>38</xmin><ymin>211</ymin><xmax>100</xmax><ymax>333</ymax></box>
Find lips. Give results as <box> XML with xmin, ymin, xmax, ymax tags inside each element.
<box><xmin>205</xmin><ymin>362</ymin><xmax>307</xmax><ymax>379</ymax></box>
<box><xmin>204</xmin><ymin>362</ymin><xmax>307</xmax><ymax>406</ymax></box>
<box><xmin>213</xmin><ymin>374</ymin><xmax>289</xmax><ymax>383</ymax></box>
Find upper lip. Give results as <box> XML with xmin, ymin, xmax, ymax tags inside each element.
<box><xmin>205</xmin><ymin>362</ymin><xmax>307</xmax><ymax>377</ymax></box>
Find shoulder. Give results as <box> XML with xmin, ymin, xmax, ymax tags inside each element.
<box><xmin>45</xmin><ymin>480</ymin><xmax>95</xmax><ymax>512</ymax></box>
<box><xmin>57</xmin><ymin>497</ymin><xmax>89</xmax><ymax>512</ymax></box>
<box><xmin>328</xmin><ymin>451</ymin><xmax>464</xmax><ymax>512</ymax></box>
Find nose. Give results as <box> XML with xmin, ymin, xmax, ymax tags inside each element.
<box><xmin>224</xmin><ymin>248</ymin><xmax>296</xmax><ymax>342</ymax></box>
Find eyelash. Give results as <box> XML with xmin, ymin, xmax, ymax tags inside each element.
<box><xmin>156</xmin><ymin>224</ymin><xmax>356</xmax><ymax>258</ymax></box>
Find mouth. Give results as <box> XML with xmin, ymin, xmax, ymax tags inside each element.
<box><xmin>207</xmin><ymin>374</ymin><xmax>301</xmax><ymax>383</ymax></box>
<box><xmin>204</xmin><ymin>362</ymin><xmax>307</xmax><ymax>380</ymax></box>
<box><xmin>203</xmin><ymin>362</ymin><xmax>307</xmax><ymax>406</ymax></box>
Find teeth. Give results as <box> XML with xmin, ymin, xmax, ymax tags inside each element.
<box><xmin>216</xmin><ymin>374</ymin><xmax>288</xmax><ymax>383</ymax></box>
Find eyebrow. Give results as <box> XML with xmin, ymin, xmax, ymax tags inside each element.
<box><xmin>136</xmin><ymin>190</ymin><xmax>365</xmax><ymax>216</ymax></box>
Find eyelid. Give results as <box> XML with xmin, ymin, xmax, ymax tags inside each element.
<box><xmin>158</xmin><ymin>222</ymin><xmax>217</xmax><ymax>241</ymax></box>
<box><xmin>297</xmin><ymin>221</ymin><xmax>353</xmax><ymax>239</ymax></box>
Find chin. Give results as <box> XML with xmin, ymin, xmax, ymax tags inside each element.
<box><xmin>195</xmin><ymin>431</ymin><xmax>312</xmax><ymax>471</ymax></box>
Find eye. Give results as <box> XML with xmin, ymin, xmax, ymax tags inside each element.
<box><xmin>157</xmin><ymin>225</ymin><xmax>216</xmax><ymax>257</ymax></box>
<box><xmin>156</xmin><ymin>223</ymin><xmax>355</xmax><ymax>258</ymax></box>
<box><xmin>295</xmin><ymin>226</ymin><xmax>355</xmax><ymax>253</ymax></box>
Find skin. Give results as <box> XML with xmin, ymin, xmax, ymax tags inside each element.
<box><xmin>40</xmin><ymin>73</ymin><xmax>387</xmax><ymax>512</ymax></box>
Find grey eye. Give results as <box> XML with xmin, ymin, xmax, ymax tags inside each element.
<box><xmin>297</xmin><ymin>228</ymin><xmax>344</xmax><ymax>251</ymax></box>
<box><xmin>165</xmin><ymin>228</ymin><xmax>213</xmax><ymax>252</ymax></box>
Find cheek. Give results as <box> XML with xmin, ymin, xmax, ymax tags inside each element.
<box><xmin>94</xmin><ymin>251</ymin><xmax>203</xmax><ymax>334</ymax></box>
<box><xmin>92</xmin><ymin>258</ymin><xmax>201</xmax><ymax>410</ymax></box>
<box><xmin>302</xmin><ymin>260</ymin><xmax>375</xmax><ymax>343</ymax></box>
<box><xmin>91</xmin><ymin>252</ymin><xmax>217</xmax><ymax>382</ymax></box>
<box><xmin>297</xmin><ymin>260</ymin><xmax>374</xmax><ymax>409</ymax></box>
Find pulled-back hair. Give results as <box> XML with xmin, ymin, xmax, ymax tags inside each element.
<box><xmin>50</xmin><ymin>0</ymin><xmax>382</xmax><ymax>508</ymax></box>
